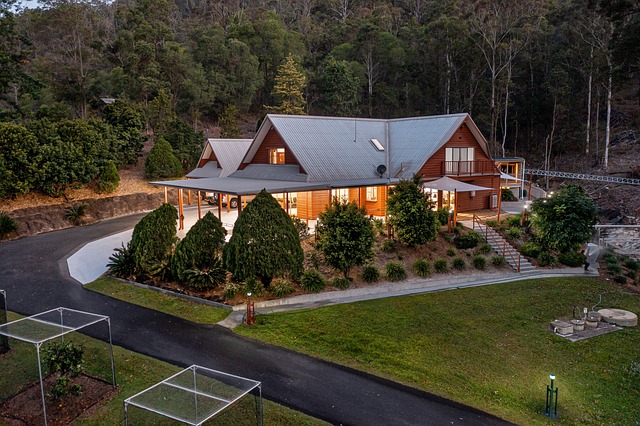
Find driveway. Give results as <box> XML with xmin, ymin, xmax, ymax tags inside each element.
<box><xmin>0</xmin><ymin>214</ymin><xmax>511</xmax><ymax>425</ymax></box>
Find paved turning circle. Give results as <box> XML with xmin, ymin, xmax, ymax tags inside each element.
<box><xmin>0</xmin><ymin>214</ymin><xmax>511</xmax><ymax>425</ymax></box>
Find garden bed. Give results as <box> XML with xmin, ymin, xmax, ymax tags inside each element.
<box><xmin>0</xmin><ymin>372</ymin><xmax>117</xmax><ymax>426</ymax></box>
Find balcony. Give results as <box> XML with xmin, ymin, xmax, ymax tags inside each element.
<box><xmin>442</xmin><ymin>160</ymin><xmax>497</xmax><ymax>176</ymax></box>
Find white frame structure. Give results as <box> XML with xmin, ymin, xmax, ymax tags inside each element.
<box><xmin>0</xmin><ymin>307</ymin><xmax>116</xmax><ymax>426</ymax></box>
<box><xmin>0</xmin><ymin>289</ymin><xmax>7</xmax><ymax>352</ymax></box>
<box><xmin>124</xmin><ymin>365</ymin><xmax>262</xmax><ymax>426</ymax></box>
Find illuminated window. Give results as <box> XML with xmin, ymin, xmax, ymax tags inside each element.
<box><xmin>445</xmin><ymin>147</ymin><xmax>474</xmax><ymax>174</ymax></box>
<box><xmin>269</xmin><ymin>148</ymin><xmax>285</xmax><ymax>164</ymax></box>
<box><xmin>366</xmin><ymin>186</ymin><xmax>378</xmax><ymax>202</ymax></box>
<box><xmin>331</xmin><ymin>188</ymin><xmax>349</xmax><ymax>203</ymax></box>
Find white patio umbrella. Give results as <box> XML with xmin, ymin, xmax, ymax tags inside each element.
<box><xmin>422</xmin><ymin>176</ymin><xmax>494</xmax><ymax>225</ymax></box>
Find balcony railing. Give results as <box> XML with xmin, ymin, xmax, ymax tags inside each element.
<box><xmin>442</xmin><ymin>160</ymin><xmax>497</xmax><ymax>176</ymax></box>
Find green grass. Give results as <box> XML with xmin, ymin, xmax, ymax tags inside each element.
<box><xmin>236</xmin><ymin>277</ymin><xmax>640</xmax><ymax>425</ymax></box>
<box><xmin>0</xmin><ymin>312</ymin><xmax>326</xmax><ymax>425</ymax></box>
<box><xmin>86</xmin><ymin>277</ymin><xmax>230</xmax><ymax>324</ymax></box>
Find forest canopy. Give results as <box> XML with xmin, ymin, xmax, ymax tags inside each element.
<box><xmin>1</xmin><ymin>0</ymin><xmax>638</xmax><ymax>198</ymax></box>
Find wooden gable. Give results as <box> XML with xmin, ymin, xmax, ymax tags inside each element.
<box><xmin>239</xmin><ymin>127</ymin><xmax>305</xmax><ymax>173</ymax></box>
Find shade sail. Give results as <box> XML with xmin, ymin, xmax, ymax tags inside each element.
<box><xmin>422</xmin><ymin>176</ymin><xmax>493</xmax><ymax>192</ymax></box>
<box><xmin>500</xmin><ymin>171</ymin><xmax>526</xmax><ymax>182</ymax></box>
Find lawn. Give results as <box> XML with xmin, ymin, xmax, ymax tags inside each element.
<box><xmin>0</xmin><ymin>313</ymin><xmax>326</xmax><ymax>425</ymax></box>
<box><xmin>86</xmin><ymin>276</ymin><xmax>230</xmax><ymax>324</ymax></box>
<box><xmin>236</xmin><ymin>277</ymin><xmax>640</xmax><ymax>425</ymax></box>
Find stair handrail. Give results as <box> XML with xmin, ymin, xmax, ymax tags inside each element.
<box><xmin>472</xmin><ymin>214</ymin><xmax>521</xmax><ymax>272</ymax></box>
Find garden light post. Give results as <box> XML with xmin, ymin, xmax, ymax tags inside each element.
<box><xmin>545</xmin><ymin>373</ymin><xmax>559</xmax><ymax>419</ymax></box>
<box><xmin>246</xmin><ymin>292</ymin><xmax>255</xmax><ymax>325</ymax></box>
<box><xmin>448</xmin><ymin>209</ymin><xmax>453</xmax><ymax>233</ymax></box>
<box><xmin>521</xmin><ymin>204</ymin><xmax>528</xmax><ymax>227</ymax></box>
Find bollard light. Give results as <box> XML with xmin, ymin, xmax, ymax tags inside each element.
<box><xmin>545</xmin><ymin>373</ymin><xmax>559</xmax><ymax>419</ymax></box>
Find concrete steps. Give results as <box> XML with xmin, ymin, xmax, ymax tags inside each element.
<box><xmin>473</xmin><ymin>223</ymin><xmax>535</xmax><ymax>272</ymax></box>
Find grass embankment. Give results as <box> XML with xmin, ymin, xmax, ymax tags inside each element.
<box><xmin>86</xmin><ymin>276</ymin><xmax>230</xmax><ymax>324</ymax></box>
<box><xmin>0</xmin><ymin>313</ymin><xmax>326</xmax><ymax>425</ymax></box>
<box><xmin>236</xmin><ymin>277</ymin><xmax>640</xmax><ymax>425</ymax></box>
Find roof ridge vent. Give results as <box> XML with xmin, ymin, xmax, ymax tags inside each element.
<box><xmin>370</xmin><ymin>138</ymin><xmax>385</xmax><ymax>151</ymax></box>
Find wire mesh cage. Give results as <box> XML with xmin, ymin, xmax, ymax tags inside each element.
<box><xmin>0</xmin><ymin>290</ymin><xmax>8</xmax><ymax>354</ymax></box>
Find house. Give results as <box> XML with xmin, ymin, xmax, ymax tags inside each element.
<box><xmin>152</xmin><ymin>113</ymin><xmax>501</xmax><ymax>227</ymax></box>
<box><xmin>495</xmin><ymin>157</ymin><xmax>527</xmax><ymax>199</ymax></box>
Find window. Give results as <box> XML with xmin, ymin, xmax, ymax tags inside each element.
<box><xmin>331</xmin><ymin>188</ymin><xmax>349</xmax><ymax>203</ymax></box>
<box><xmin>370</xmin><ymin>138</ymin><xmax>385</xmax><ymax>151</ymax></box>
<box><xmin>366</xmin><ymin>186</ymin><xmax>378</xmax><ymax>202</ymax></box>
<box><xmin>269</xmin><ymin>148</ymin><xmax>285</xmax><ymax>164</ymax></box>
<box><xmin>445</xmin><ymin>147</ymin><xmax>474</xmax><ymax>174</ymax></box>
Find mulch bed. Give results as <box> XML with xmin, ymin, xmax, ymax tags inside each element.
<box><xmin>0</xmin><ymin>374</ymin><xmax>118</xmax><ymax>425</ymax></box>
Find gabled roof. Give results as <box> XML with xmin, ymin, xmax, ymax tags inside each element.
<box><xmin>242</xmin><ymin>113</ymin><xmax>490</xmax><ymax>182</ymax></box>
<box><xmin>189</xmin><ymin>139</ymin><xmax>252</xmax><ymax>178</ymax></box>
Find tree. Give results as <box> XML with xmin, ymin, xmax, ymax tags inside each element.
<box><xmin>102</xmin><ymin>100</ymin><xmax>146</xmax><ymax>166</ymax></box>
<box><xmin>316</xmin><ymin>200</ymin><xmax>375</xmax><ymax>278</ymax></box>
<box><xmin>145</xmin><ymin>136</ymin><xmax>183</xmax><ymax>179</ymax></box>
<box><xmin>97</xmin><ymin>161</ymin><xmax>120</xmax><ymax>194</ymax></box>
<box><xmin>160</xmin><ymin>118</ymin><xmax>204</xmax><ymax>171</ymax></box>
<box><xmin>223</xmin><ymin>190</ymin><xmax>303</xmax><ymax>286</ymax></box>
<box><xmin>127</xmin><ymin>203</ymin><xmax>178</xmax><ymax>276</ymax></box>
<box><xmin>530</xmin><ymin>185</ymin><xmax>598</xmax><ymax>253</ymax></box>
<box><xmin>219</xmin><ymin>104</ymin><xmax>242</xmax><ymax>138</ymax></box>
<box><xmin>0</xmin><ymin>122</ymin><xmax>38</xmax><ymax>198</ymax></box>
<box><xmin>318</xmin><ymin>57</ymin><xmax>360</xmax><ymax>116</ymax></box>
<box><xmin>171</xmin><ymin>211</ymin><xmax>226</xmax><ymax>284</ymax></box>
<box><xmin>387</xmin><ymin>176</ymin><xmax>438</xmax><ymax>247</ymax></box>
<box><xmin>268</xmin><ymin>53</ymin><xmax>307</xmax><ymax>114</ymax></box>
<box><xmin>0</xmin><ymin>0</ymin><xmax>41</xmax><ymax>119</ymax></box>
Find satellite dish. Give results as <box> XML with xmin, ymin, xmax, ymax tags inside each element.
<box><xmin>376</xmin><ymin>164</ymin><xmax>387</xmax><ymax>177</ymax></box>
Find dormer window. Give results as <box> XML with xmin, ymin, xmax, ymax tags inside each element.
<box><xmin>269</xmin><ymin>148</ymin><xmax>285</xmax><ymax>164</ymax></box>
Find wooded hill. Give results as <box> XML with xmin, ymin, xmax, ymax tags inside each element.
<box><xmin>1</xmin><ymin>0</ymin><xmax>639</xmax><ymax>174</ymax></box>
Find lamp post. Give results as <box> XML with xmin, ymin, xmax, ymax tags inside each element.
<box><xmin>521</xmin><ymin>204</ymin><xmax>528</xmax><ymax>227</ymax></box>
<box><xmin>545</xmin><ymin>373</ymin><xmax>559</xmax><ymax>419</ymax></box>
<box><xmin>448</xmin><ymin>209</ymin><xmax>453</xmax><ymax>233</ymax></box>
<box><xmin>246</xmin><ymin>292</ymin><xmax>255</xmax><ymax>325</ymax></box>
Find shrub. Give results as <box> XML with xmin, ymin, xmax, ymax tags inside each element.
<box><xmin>171</xmin><ymin>212</ymin><xmax>226</xmax><ymax>284</ymax></box>
<box><xmin>435</xmin><ymin>208</ymin><xmax>450</xmax><ymax>227</ymax></box>
<box><xmin>97</xmin><ymin>161</ymin><xmax>120</xmax><ymax>193</ymax></box>
<box><xmin>434</xmin><ymin>259</ymin><xmax>449</xmax><ymax>273</ymax></box>
<box><xmin>623</xmin><ymin>258</ymin><xmax>639</xmax><ymax>271</ymax></box>
<box><xmin>0</xmin><ymin>212</ymin><xmax>17</xmax><ymax>237</ymax></box>
<box><xmin>520</xmin><ymin>242</ymin><xmax>542</xmax><ymax>258</ymax></box>
<box><xmin>538</xmin><ymin>252</ymin><xmax>558</xmax><ymax>267</ymax></box>
<box><xmin>386</xmin><ymin>177</ymin><xmax>438</xmax><ymax>246</ymax></box>
<box><xmin>183</xmin><ymin>258</ymin><xmax>226</xmax><ymax>290</ymax></box>
<box><xmin>492</xmin><ymin>256</ymin><xmax>506</xmax><ymax>267</ymax></box>
<box><xmin>454</xmin><ymin>231</ymin><xmax>482</xmax><ymax>249</ymax></box>
<box><xmin>331</xmin><ymin>277</ymin><xmax>351</xmax><ymax>289</ymax></box>
<box><xmin>613</xmin><ymin>274</ymin><xmax>627</xmax><ymax>284</ymax></box>
<box><xmin>128</xmin><ymin>203</ymin><xmax>178</xmax><ymax>276</ymax></box>
<box><xmin>222</xmin><ymin>283</ymin><xmax>240</xmax><ymax>300</ymax></box>
<box><xmin>65</xmin><ymin>204</ymin><xmax>88</xmax><ymax>225</ymax></box>
<box><xmin>485</xmin><ymin>220</ymin><xmax>498</xmax><ymax>228</ymax></box>
<box><xmin>372</xmin><ymin>218</ymin><xmax>385</xmax><ymax>236</ymax></box>
<box><xmin>107</xmin><ymin>244</ymin><xmax>136</xmax><ymax>277</ymax></box>
<box><xmin>292</xmin><ymin>217</ymin><xmax>310</xmax><ymax>239</ymax></box>
<box><xmin>472</xmin><ymin>255</ymin><xmax>486</xmax><ymax>270</ymax></box>
<box><xmin>607</xmin><ymin>264</ymin><xmax>623</xmax><ymax>274</ymax></box>
<box><xmin>506</xmin><ymin>214</ymin><xmax>521</xmax><ymax>228</ymax></box>
<box><xmin>381</xmin><ymin>239</ymin><xmax>396</xmax><ymax>253</ymax></box>
<box><xmin>506</xmin><ymin>227</ymin><xmax>523</xmax><ymax>240</ymax></box>
<box><xmin>412</xmin><ymin>259</ymin><xmax>431</xmax><ymax>277</ymax></box>
<box><xmin>243</xmin><ymin>277</ymin><xmax>266</xmax><ymax>297</ymax></box>
<box><xmin>452</xmin><ymin>257</ymin><xmax>466</xmax><ymax>270</ymax></box>
<box><xmin>385</xmin><ymin>262</ymin><xmax>407</xmax><ymax>281</ymax></box>
<box><xmin>42</xmin><ymin>341</ymin><xmax>84</xmax><ymax>400</ymax></box>
<box><xmin>301</xmin><ymin>269</ymin><xmax>326</xmax><ymax>292</ymax></box>
<box><xmin>501</xmin><ymin>188</ymin><xmax>517</xmax><ymax>201</ymax></box>
<box><xmin>446</xmin><ymin>248</ymin><xmax>456</xmax><ymax>256</ymax></box>
<box><xmin>315</xmin><ymin>200</ymin><xmax>375</xmax><ymax>278</ymax></box>
<box><xmin>602</xmin><ymin>251</ymin><xmax>617</xmax><ymax>263</ymax></box>
<box><xmin>360</xmin><ymin>264</ymin><xmax>380</xmax><ymax>283</ymax></box>
<box><xmin>271</xmin><ymin>279</ymin><xmax>295</xmax><ymax>297</ymax></box>
<box><xmin>144</xmin><ymin>136</ymin><xmax>183</xmax><ymax>179</ymax></box>
<box><xmin>558</xmin><ymin>251</ymin><xmax>585</xmax><ymax>267</ymax></box>
<box><xmin>626</xmin><ymin>269</ymin><xmax>637</xmax><ymax>279</ymax></box>
<box><xmin>224</xmin><ymin>190</ymin><xmax>303</xmax><ymax>286</ymax></box>
<box><xmin>478</xmin><ymin>243</ymin><xmax>492</xmax><ymax>254</ymax></box>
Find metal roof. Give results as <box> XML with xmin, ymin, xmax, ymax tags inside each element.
<box><xmin>229</xmin><ymin>164</ymin><xmax>308</xmax><ymax>182</ymax></box>
<box><xmin>186</xmin><ymin>161</ymin><xmax>221</xmax><ymax>178</ymax></box>
<box><xmin>206</xmin><ymin>139</ymin><xmax>252</xmax><ymax>177</ymax></box>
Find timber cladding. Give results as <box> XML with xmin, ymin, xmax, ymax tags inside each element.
<box><xmin>251</xmin><ymin>128</ymin><xmax>301</xmax><ymax>167</ymax></box>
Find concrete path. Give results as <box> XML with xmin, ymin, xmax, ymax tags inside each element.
<box><xmin>2</xmin><ymin>214</ymin><xmax>512</xmax><ymax>425</ymax></box>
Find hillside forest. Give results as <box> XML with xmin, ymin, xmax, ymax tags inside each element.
<box><xmin>1</xmin><ymin>0</ymin><xmax>639</xmax><ymax>201</ymax></box>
